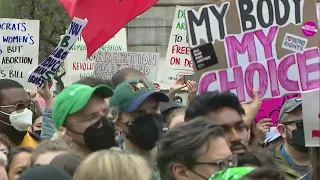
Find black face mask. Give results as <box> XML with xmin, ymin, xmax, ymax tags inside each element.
<box><xmin>287</xmin><ymin>128</ymin><xmax>309</xmax><ymax>153</ymax></box>
<box><xmin>125</xmin><ymin>113</ymin><xmax>163</xmax><ymax>150</ymax></box>
<box><xmin>2</xmin><ymin>126</ymin><xmax>26</xmax><ymax>145</ymax></box>
<box><xmin>34</xmin><ymin>130</ymin><xmax>41</xmax><ymax>136</ymax></box>
<box><xmin>69</xmin><ymin>117</ymin><xmax>116</xmax><ymax>151</ymax></box>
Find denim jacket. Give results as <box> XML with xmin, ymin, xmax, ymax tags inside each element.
<box><xmin>40</xmin><ymin>108</ymin><xmax>56</xmax><ymax>140</ymax></box>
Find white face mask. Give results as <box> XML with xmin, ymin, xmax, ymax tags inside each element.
<box><xmin>0</xmin><ymin>108</ymin><xmax>33</xmax><ymax>131</ymax></box>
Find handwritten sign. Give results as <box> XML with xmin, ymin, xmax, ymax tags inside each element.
<box><xmin>94</xmin><ymin>52</ymin><xmax>159</xmax><ymax>80</ymax></box>
<box><xmin>64</xmin><ymin>28</ymin><xmax>127</xmax><ymax>86</ymax></box>
<box><xmin>302</xmin><ymin>89</ymin><xmax>320</xmax><ymax>147</ymax></box>
<box><xmin>0</xmin><ymin>19</ymin><xmax>39</xmax><ymax>89</ymax></box>
<box><xmin>28</xmin><ymin>17</ymin><xmax>88</xmax><ymax>88</ymax></box>
<box><xmin>185</xmin><ymin>0</ymin><xmax>320</xmax><ymax>103</ymax></box>
<box><xmin>162</xmin><ymin>6</ymin><xmax>193</xmax><ymax>84</ymax></box>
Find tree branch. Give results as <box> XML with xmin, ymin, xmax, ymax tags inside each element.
<box><xmin>40</xmin><ymin>36</ymin><xmax>59</xmax><ymax>47</ymax></box>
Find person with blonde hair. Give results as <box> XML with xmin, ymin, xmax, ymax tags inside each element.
<box><xmin>74</xmin><ymin>147</ymin><xmax>152</xmax><ymax>180</ymax></box>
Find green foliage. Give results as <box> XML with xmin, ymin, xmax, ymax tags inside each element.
<box><xmin>0</xmin><ymin>0</ymin><xmax>69</xmax><ymax>60</ymax></box>
<box><xmin>0</xmin><ymin>0</ymin><xmax>69</xmax><ymax>91</ymax></box>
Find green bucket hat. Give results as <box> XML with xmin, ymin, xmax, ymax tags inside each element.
<box><xmin>209</xmin><ymin>167</ymin><xmax>255</xmax><ymax>180</ymax></box>
<box><xmin>53</xmin><ymin>84</ymin><xmax>113</xmax><ymax>129</ymax></box>
<box><xmin>109</xmin><ymin>78</ymin><xmax>169</xmax><ymax>113</ymax></box>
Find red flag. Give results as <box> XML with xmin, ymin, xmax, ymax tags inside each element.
<box><xmin>58</xmin><ymin>0</ymin><xmax>158</xmax><ymax>57</ymax></box>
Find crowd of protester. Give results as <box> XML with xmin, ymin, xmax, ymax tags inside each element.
<box><xmin>0</xmin><ymin>67</ymin><xmax>319</xmax><ymax>180</ymax></box>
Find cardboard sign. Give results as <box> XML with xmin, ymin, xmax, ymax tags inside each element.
<box><xmin>94</xmin><ymin>52</ymin><xmax>159</xmax><ymax>80</ymax></box>
<box><xmin>28</xmin><ymin>17</ymin><xmax>88</xmax><ymax>88</ymax></box>
<box><xmin>65</xmin><ymin>28</ymin><xmax>127</xmax><ymax>86</ymax></box>
<box><xmin>302</xmin><ymin>89</ymin><xmax>320</xmax><ymax>147</ymax></box>
<box><xmin>185</xmin><ymin>0</ymin><xmax>320</xmax><ymax>103</ymax></box>
<box><xmin>162</xmin><ymin>6</ymin><xmax>194</xmax><ymax>84</ymax></box>
<box><xmin>0</xmin><ymin>19</ymin><xmax>39</xmax><ymax>89</ymax></box>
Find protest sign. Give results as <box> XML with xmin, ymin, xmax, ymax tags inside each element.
<box><xmin>256</xmin><ymin>94</ymin><xmax>300</xmax><ymax>125</ymax></box>
<box><xmin>0</xmin><ymin>19</ymin><xmax>39</xmax><ymax>89</ymax></box>
<box><xmin>65</xmin><ymin>28</ymin><xmax>127</xmax><ymax>86</ymax></box>
<box><xmin>162</xmin><ymin>6</ymin><xmax>194</xmax><ymax>84</ymax></box>
<box><xmin>28</xmin><ymin>17</ymin><xmax>88</xmax><ymax>88</ymax></box>
<box><xmin>94</xmin><ymin>52</ymin><xmax>159</xmax><ymax>80</ymax></box>
<box><xmin>185</xmin><ymin>0</ymin><xmax>320</xmax><ymax>103</ymax></box>
<box><xmin>302</xmin><ymin>89</ymin><xmax>320</xmax><ymax>147</ymax></box>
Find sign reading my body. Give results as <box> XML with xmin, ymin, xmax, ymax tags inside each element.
<box><xmin>199</xmin><ymin>26</ymin><xmax>319</xmax><ymax>102</ymax></box>
<box><xmin>186</xmin><ymin>0</ymin><xmax>304</xmax><ymax>47</ymax></box>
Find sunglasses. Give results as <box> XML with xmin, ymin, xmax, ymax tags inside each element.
<box><xmin>0</xmin><ymin>103</ymin><xmax>31</xmax><ymax>111</ymax></box>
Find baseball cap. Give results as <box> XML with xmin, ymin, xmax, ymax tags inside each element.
<box><xmin>278</xmin><ymin>97</ymin><xmax>302</xmax><ymax>122</ymax></box>
<box><xmin>53</xmin><ymin>84</ymin><xmax>113</xmax><ymax>129</ymax></box>
<box><xmin>264</xmin><ymin>127</ymin><xmax>281</xmax><ymax>143</ymax></box>
<box><xmin>160</xmin><ymin>100</ymin><xmax>182</xmax><ymax>114</ymax></box>
<box><xmin>110</xmin><ymin>79</ymin><xmax>169</xmax><ymax>113</ymax></box>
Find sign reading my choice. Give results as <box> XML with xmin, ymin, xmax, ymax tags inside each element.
<box><xmin>184</xmin><ymin>0</ymin><xmax>320</xmax><ymax>103</ymax></box>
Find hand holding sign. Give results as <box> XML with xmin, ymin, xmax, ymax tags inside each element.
<box><xmin>28</xmin><ymin>17</ymin><xmax>88</xmax><ymax>88</ymax></box>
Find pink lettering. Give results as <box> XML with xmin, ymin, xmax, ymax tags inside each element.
<box><xmin>278</xmin><ymin>55</ymin><xmax>299</xmax><ymax>91</ymax></box>
<box><xmin>297</xmin><ymin>48</ymin><xmax>320</xmax><ymax>91</ymax></box>
<box><xmin>245</xmin><ymin>63</ymin><xmax>268</xmax><ymax>99</ymax></box>
<box><xmin>267</xmin><ymin>59</ymin><xmax>280</xmax><ymax>97</ymax></box>
<box><xmin>198</xmin><ymin>72</ymin><xmax>217</xmax><ymax>94</ymax></box>
<box><xmin>225</xmin><ymin>33</ymin><xmax>258</xmax><ymax>68</ymax></box>
<box><xmin>219</xmin><ymin>66</ymin><xmax>245</xmax><ymax>102</ymax></box>
<box><xmin>254</xmin><ymin>26</ymin><xmax>278</xmax><ymax>59</ymax></box>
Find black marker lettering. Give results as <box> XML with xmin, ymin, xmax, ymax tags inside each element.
<box><xmin>257</xmin><ymin>0</ymin><xmax>274</xmax><ymax>28</ymax></box>
<box><xmin>274</xmin><ymin>0</ymin><xmax>290</xmax><ymax>26</ymax></box>
<box><xmin>208</xmin><ymin>3</ymin><xmax>229</xmax><ymax>39</ymax></box>
<box><xmin>238</xmin><ymin>0</ymin><xmax>256</xmax><ymax>31</ymax></box>
<box><xmin>292</xmin><ymin>0</ymin><xmax>302</xmax><ymax>24</ymax></box>
<box><xmin>187</xmin><ymin>8</ymin><xmax>213</xmax><ymax>46</ymax></box>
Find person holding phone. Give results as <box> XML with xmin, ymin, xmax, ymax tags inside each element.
<box><xmin>168</xmin><ymin>75</ymin><xmax>197</xmax><ymax>105</ymax></box>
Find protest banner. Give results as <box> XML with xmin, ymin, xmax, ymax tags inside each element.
<box><xmin>185</xmin><ymin>0</ymin><xmax>320</xmax><ymax>103</ymax></box>
<box><xmin>302</xmin><ymin>89</ymin><xmax>320</xmax><ymax>147</ymax></box>
<box><xmin>0</xmin><ymin>19</ymin><xmax>39</xmax><ymax>89</ymax></box>
<box><xmin>28</xmin><ymin>17</ymin><xmax>88</xmax><ymax>88</ymax></box>
<box><xmin>162</xmin><ymin>6</ymin><xmax>194</xmax><ymax>84</ymax></box>
<box><xmin>64</xmin><ymin>28</ymin><xmax>127</xmax><ymax>86</ymax></box>
<box><xmin>94</xmin><ymin>52</ymin><xmax>159</xmax><ymax>81</ymax></box>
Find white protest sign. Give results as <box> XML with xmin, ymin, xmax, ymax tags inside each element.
<box><xmin>65</xmin><ymin>28</ymin><xmax>127</xmax><ymax>85</ymax></box>
<box><xmin>161</xmin><ymin>6</ymin><xmax>193</xmax><ymax>84</ymax></box>
<box><xmin>302</xmin><ymin>89</ymin><xmax>320</xmax><ymax>147</ymax></box>
<box><xmin>0</xmin><ymin>19</ymin><xmax>39</xmax><ymax>89</ymax></box>
<box><xmin>28</xmin><ymin>17</ymin><xmax>88</xmax><ymax>88</ymax></box>
<box><xmin>94</xmin><ymin>52</ymin><xmax>159</xmax><ymax>81</ymax></box>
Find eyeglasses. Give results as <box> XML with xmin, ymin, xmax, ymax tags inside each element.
<box><xmin>194</xmin><ymin>155</ymin><xmax>238</xmax><ymax>171</ymax></box>
<box><xmin>0</xmin><ymin>103</ymin><xmax>31</xmax><ymax>111</ymax></box>
<box><xmin>106</xmin><ymin>107</ymin><xmax>119</xmax><ymax>122</ymax></box>
<box><xmin>282</xmin><ymin>119</ymin><xmax>303</xmax><ymax>128</ymax></box>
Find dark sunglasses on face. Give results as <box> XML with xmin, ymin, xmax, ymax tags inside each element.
<box><xmin>282</xmin><ymin>119</ymin><xmax>303</xmax><ymax>128</ymax></box>
<box><xmin>194</xmin><ymin>154</ymin><xmax>238</xmax><ymax>171</ymax></box>
<box><xmin>0</xmin><ymin>103</ymin><xmax>31</xmax><ymax>111</ymax></box>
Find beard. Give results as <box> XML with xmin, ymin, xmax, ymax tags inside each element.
<box><xmin>2</xmin><ymin>126</ymin><xmax>26</xmax><ymax>146</ymax></box>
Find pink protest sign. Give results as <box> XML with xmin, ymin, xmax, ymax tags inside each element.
<box><xmin>184</xmin><ymin>0</ymin><xmax>320</xmax><ymax>103</ymax></box>
<box><xmin>256</xmin><ymin>94</ymin><xmax>300</xmax><ymax>125</ymax></box>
